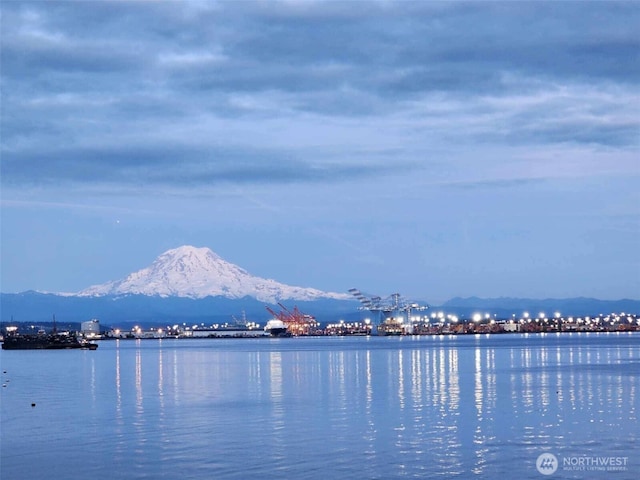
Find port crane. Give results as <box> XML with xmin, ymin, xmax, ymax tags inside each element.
<box><xmin>265</xmin><ymin>303</ymin><xmax>319</xmax><ymax>336</ymax></box>
<box><xmin>348</xmin><ymin>288</ymin><xmax>429</xmax><ymax>332</ymax></box>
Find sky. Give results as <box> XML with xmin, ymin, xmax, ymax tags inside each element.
<box><xmin>1</xmin><ymin>1</ymin><xmax>639</xmax><ymax>304</ymax></box>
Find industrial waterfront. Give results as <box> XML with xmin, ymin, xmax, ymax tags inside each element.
<box><xmin>90</xmin><ymin>310</ymin><xmax>640</xmax><ymax>340</ymax></box>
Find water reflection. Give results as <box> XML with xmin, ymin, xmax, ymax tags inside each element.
<box><xmin>115</xmin><ymin>341</ymin><xmax>121</xmax><ymax>412</ymax></box>
<box><xmin>397</xmin><ymin>349</ymin><xmax>405</xmax><ymax>410</ymax></box>
<box><xmin>269</xmin><ymin>350</ymin><xmax>283</xmax><ymax>402</ymax></box>
<box><xmin>89</xmin><ymin>335</ymin><xmax>639</xmax><ymax>479</ymax></box>
<box><xmin>268</xmin><ymin>350</ymin><xmax>284</xmax><ymax>464</ymax></box>
<box><xmin>158</xmin><ymin>341</ymin><xmax>164</xmax><ymax>408</ymax></box>
<box><xmin>135</xmin><ymin>343</ymin><xmax>143</xmax><ymax>414</ymax></box>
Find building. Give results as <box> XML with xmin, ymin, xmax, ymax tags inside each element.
<box><xmin>81</xmin><ymin>319</ymin><xmax>101</xmax><ymax>338</ymax></box>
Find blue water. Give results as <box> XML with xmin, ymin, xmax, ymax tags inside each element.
<box><xmin>1</xmin><ymin>333</ymin><xmax>638</xmax><ymax>479</ymax></box>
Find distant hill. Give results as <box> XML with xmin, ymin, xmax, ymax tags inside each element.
<box><xmin>0</xmin><ymin>291</ymin><xmax>358</xmax><ymax>326</ymax></box>
<box><xmin>439</xmin><ymin>296</ymin><xmax>640</xmax><ymax>317</ymax></box>
<box><xmin>2</xmin><ymin>291</ymin><xmax>638</xmax><ymax>327</ymax></box>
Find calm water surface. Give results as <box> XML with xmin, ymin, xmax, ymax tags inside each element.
<box><xmin>1</xmin><ymin>333</ymin><xmax>638</xmax><ymax>479</ymax></box>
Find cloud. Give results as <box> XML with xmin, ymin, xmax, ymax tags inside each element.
<box><xmin>1</xmin><ymin>143</ymin><xmax>414</xmax><ymax>189</ymax></box>
<box><xmin>1</xmin><ymin>1</ymin><xmax>638</xmax><ymax>193</ymax></box>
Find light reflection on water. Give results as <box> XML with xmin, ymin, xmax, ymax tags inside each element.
<box><xmin>1</xmin><ymin>333</ymin><xmax>638</xmax><ymax>479</ymax></box>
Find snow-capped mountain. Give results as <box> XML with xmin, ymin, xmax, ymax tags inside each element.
<box><xmin>79</xmin><ymin>245</ymin><xmax>350</xmax><ymax>303</ymax></box>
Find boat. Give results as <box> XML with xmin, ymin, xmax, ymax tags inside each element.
<box><xmin>264</xmin><ymin>319</ymin><xmax>290</xmax><ymax>337</ymax></box>
<box><xmin>187</xmin><ymin>324</ymin><xmax>268</xmax><ymax>338</ymax></box>
<box><xmin>264</xmin><ymin>304</ymin><xmax>320</xmax><ymax>336</ymax></box>
<box><xmin>377</xmin><ymin>318</ymin><xmax>405</xmax><ymax>336</ymax></box>
<box><xmin>1</xmin><ymin>332</ymin><xmax>98</xmax><ymax>350</ymax></box>
<box><xmin>185</xmin><ymin>312</ymin><xmax>268</xmax><ymax>338</ymax></box>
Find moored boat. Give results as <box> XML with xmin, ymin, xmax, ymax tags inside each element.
<box><xmin>264</xmin><ymin>319</ymin><xmax>290</xmax><ymax>337</ymax></box>
<box><xmin>377</xmin><ymin>318</ymin><xmax>405</xmax><ymax>336</ymax></box>
<box><xmin>1</xmin><ymin>332</ymin><xmax>98</xmax><ymax>350</ymax></box>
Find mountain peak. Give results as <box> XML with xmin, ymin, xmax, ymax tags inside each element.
<box><xmin>78</xmin><ymin>245</ymin><xmax>349</xmax><ymax>303</ymax></box>
<box><xmin>153</xmin><ymin>246</ymin><xmax>234</xmax><ymax>276</ymax></box>
<box><xmin>162</xmin><ymin>245</ymin><xmax>221</xmax><ymax>261</ymax></box>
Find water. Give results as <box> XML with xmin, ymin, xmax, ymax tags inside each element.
<box><xmin>1</xmin><ymin>333</ymin><xmax>638</xmax><ymax>479</ymax></box>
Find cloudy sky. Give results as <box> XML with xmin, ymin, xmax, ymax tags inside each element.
<box><xmin>1</xmin><ymin>1</ymin><xmax>638</xmax><ymax>303</ymax></box>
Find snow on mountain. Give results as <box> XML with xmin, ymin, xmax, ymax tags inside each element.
<box><xmin>78</xmin><ymin>246</ymin><xmax>351</xmax><ymax>303</ymax></box>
